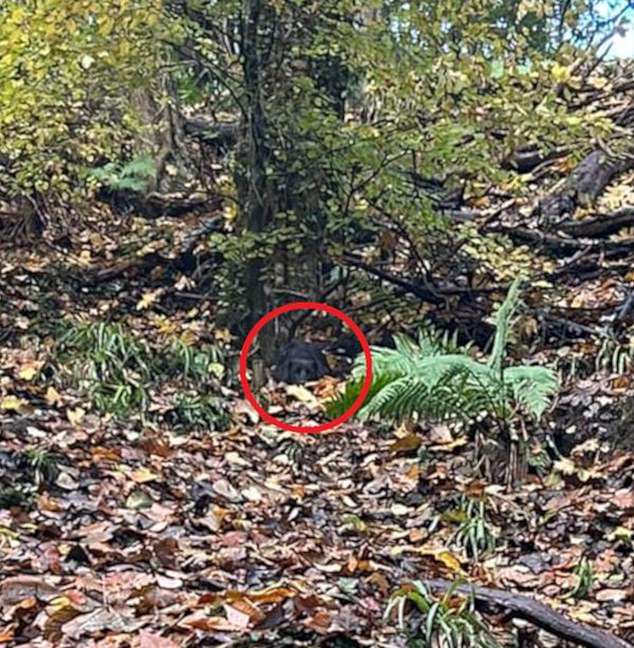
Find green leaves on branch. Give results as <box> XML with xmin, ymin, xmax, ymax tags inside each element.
<box><xmin>0</xmin><ymin>0</ymin><xmax>165</xmax><ymax>199</ymax></box>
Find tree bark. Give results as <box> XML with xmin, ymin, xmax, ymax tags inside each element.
<box><xmin>238</xmin><ymin>0</ymin><xmax>275</xmax><ymax>371</ymax></box>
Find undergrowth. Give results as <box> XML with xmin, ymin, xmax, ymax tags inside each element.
<box><xmin>54</xmin><ymin>321</ymin><xmax>229</xmax><ymax>430</ymax></box>
<box><xmin>385</xmin><ymin>581</ymin><xmax>500</xmax><ymax>648</ymax></box>
<box><xmin>328</xmin><ymin>279</ymin><xmax>560</xmax><ymax>483</ymax></box>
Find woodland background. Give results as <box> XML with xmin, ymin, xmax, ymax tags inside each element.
<box><xmin>1</xmin><ymin>1</ymin><xmax>634</xmax><ymax>646</ymax></box>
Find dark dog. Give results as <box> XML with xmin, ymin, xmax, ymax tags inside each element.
<box><xmin>272</xmin><ymin>341</ymin><xmax>330</xmax><ymax>385</ymax></box>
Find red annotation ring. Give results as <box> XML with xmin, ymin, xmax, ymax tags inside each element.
<box><xmin>240</xmin><ymin>301</ymin><xmax>373</xmax><ymax>434</ymax></box>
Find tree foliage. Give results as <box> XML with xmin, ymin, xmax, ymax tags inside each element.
<box><xmin>0</xmin><ymin>0</ymin><xmax>165</xmax><ymax>201</ymax></box>
<box><xmin>172</xmin><ymin>0</ymin><xmax>618</xmax><ymax>323</ymax></box>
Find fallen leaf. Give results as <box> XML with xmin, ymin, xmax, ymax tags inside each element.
<box><xmin>67</xmin><ymin>407</ymin><xmax>85</xmax><ymax>425</ymax></box>
<box><xmin>18</xmin><ymin>361</ymin><xmax>42</xmax><ymax>381</ymax></box>
<box><xmin>126</xmin><ymin>490</ymin><xmax>153</xmax><ymax>510</ymax></box>
<box><xmin>0</xmin><ymin>395</ymin><xmax>28</xmax><ymax>412</ymax></box>
<box><xmin>596</xmin><ymin>588</ymin><xmax>628</xmax><ymax>602</ymax></box>
<box><xmin>131</xmin><ymin>468</ymin><xmax>160</xmax><ymax>484</ymax></box>
<box><xmin>286</xmin><ymin>384</ymin><xmax>320</xmax><ymax>407</ymax></box>
<box><xmin>389</xmin><ymin>433</ymin><xmax>422</xmax><ymax>454</ymax></box>
<box><xmin>136</xmin><ymin>288</ymin><xmax>164</xmax><ymax>311</ymax></box>
<box><xmin>45</xmin><ymin>386</ymin><xmax>63</xmax><ymax>407</ymax></box>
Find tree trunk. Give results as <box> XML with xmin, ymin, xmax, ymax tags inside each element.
<box><xmin>238</xmin><ymin>0</ymin><xmax>275</xmax><ymax>375</ymax></box>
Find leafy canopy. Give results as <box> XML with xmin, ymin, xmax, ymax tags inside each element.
<box><xmin>0</xmin><ymin>0</ymin><xmax>165</xmax><ymax>200</ymax></box>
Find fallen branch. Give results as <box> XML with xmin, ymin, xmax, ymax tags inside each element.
<box><xmin>424</xmin><ymin>579</ymin><xmax>633</xmax><ymax>648</ymax></box>
<box><xmin>85</xmin><ymin>216</ymin><xmax>222</xmax><ymax>285</ymax></box>
<box><xmin>342</xmin><ymin>253</ymin><xmax>445</xmax><ymax>305</ymax></box>
<box><xmin>485</xmin><ymin>224</ymin><xmax>634</xmax><ymax>256</ymax></box>
<box><xmin>558</xmin><ymin>207</ymin><xmax>634</xmax><ymax>238</ymax></box>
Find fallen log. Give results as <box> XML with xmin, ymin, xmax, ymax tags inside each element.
<box><xmin>485</xmin><ymin>224</ymin><xmax>634</xmax><ymax>256</ymax></box>
<box><xmin>502</xmin><ymin>145</ymin><xmax>569</xmax><ymax>173</ymax></box>
<box><xmin>537</xmin><ymin>149</ymin><xmax>634</xmax><ymax>224</ymax></box>
<box><xmin>558</xmin><ymin>207</ymin><xmax>634</xmax><ymax>238</ymax></box>
<box><xmin>423</xmin><ymin>579</ymin><xmax>633</xmax><ymax>648</ymax></box>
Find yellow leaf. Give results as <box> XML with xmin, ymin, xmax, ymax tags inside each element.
<box><xmin>99</xmin><ymin>17</ymin><xmax>114</xmax><ymax>36</ymax></box>
<box><xmin>0</xmin><ymin>395</ymin><xmax>27</xmax><ymax>411</ymax></box>
<box><xmin>435</xmin><ymin>550</ymin><xmax>463</xmax><ymax>572</ymax></box>
<box><xmin>48</xmin><ymin>595</ymin><xmax>73</xmax><ymax>611</ymax></box>
<box><xmin>45</xmin><ymin>387</ymin><xmax>63</xmax><ymax>407</ymax></box>
<box><xmin>389</xmin><ymin>433</ymin><xmax>422</xmax><ymax>454</ymax></box>
<box><xmin>67</xmin><ymin>407</ymin><xmax>85</xmax><ymax>425</ymax></box>
<box><xmin>9</xmin><ymin>7</ymin><xmax>25</xmax><ymax>24</ymax></box>
<box><xmin>551</xmin><ymin>63</ymin><xmax>570</xmax><ymax>84</ymax></box>
<box><xmin>180</xmin><ymin>329</ymin><xmax>197</xmax><ymax>345</ymax></box>
<box><xmin>214</xmin><ymin>328</ymin><xmax>232</xmax><ymax>343</ymax></box>
<box><xmin>18</xmin><ymin>361</ymin><xmax>41</xmax><ymax>381</ymax></box>
<box><xmin>152</xmin><ymin>315</ymin><xmax>177</xmax><ymax>336</ymax></box>
<box><xmin>130</xmin><ymin>467</ymin><xmax>159</xmax><ymax>483</ymax></box>
<box><xmin>417</xmin><ymin>547</ymin><xmax>464</xmax><ymax>573</ymax></box>
<box><xmin>286</xmin><ymin>384</ymin><xmax>319</xmax><ymax>407</ymax></box>
<box><xmin>136</xmin><ymin>288</ymin><xmax>163</xmax><ymax>310</ymax></box>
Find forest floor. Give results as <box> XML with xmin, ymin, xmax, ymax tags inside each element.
<box><xmin>1</xmin><ymin>185</ymin><xmax>634</xmax><ymax>647</ymax></box>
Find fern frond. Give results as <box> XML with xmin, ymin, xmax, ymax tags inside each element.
<box><xmin>504</xmin><ymin>365</ymin><xmax>559</xmax><ymax>419</ymax></box>
<box><xmin>489</xmin><ymin>277</ymin><xmax>522</xmax><ymax>375</ymax></box>
<box><xmin>332</xmin><ymin>281</ymin><xmax>559</xmax><ymax>433</ymax></box>
<box><xmin>120</xmin><ymin>155</ymin><xmax>157</xmax><ymax>179</ymax></box>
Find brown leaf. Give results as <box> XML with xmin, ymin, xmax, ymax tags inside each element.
<box><xmin>181</xmin><ymin>612</ymin><xmax>240</xmax><ymax>631</ymax></box>
<box><xmin>139</xmin><ymin>632</ymin><xmax>180</xmax><ymax>648</ymax></box>
<box><xmin>595</xmin><ymin>588</ymin><xmax>629</xmax><ymax>602</ymax></box>
<box><xmin>611</xmin><ymin>489</ymin><xmax>634</xmax><ymax>510</ymax></box>
<box><xmin>389</xmin><ymin>433</ymin><xmax>422</xmax><ymax>454</ymax></box>
<box><xmin>0</xmin><ymin>576</ymin><xmax>58</xmax><ymax>606</ymax></box>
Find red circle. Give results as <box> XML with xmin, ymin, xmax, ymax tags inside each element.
<box><xmin>239</xmin><ymin>302</ymin><xmax>373</xmax><ymax>434</ymax></box>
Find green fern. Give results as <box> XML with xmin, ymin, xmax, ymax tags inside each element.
<box><xmin>88</xmin><ymin>155</ymin><xmax>156</xmax><ymax>192</ymax></box>
<box><xmin>327</xmin><ymin>279</ymin><xmax>559</xmax><ymax>427</ymax></box>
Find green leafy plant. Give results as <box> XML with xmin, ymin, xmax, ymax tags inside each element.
<box><xmin>57</xmin><ymin>322</ymin><xmax>153</xmax><ymax>416</ymax></box>
<box><xmin>448</xmin><ymin>497</ymin><xmax>497</xmax><ymax>561</ymax></box>
<box><xmin>167</xmin><ymin>392</ymin><xmax>229</xmax><ymax>431</ymax></box>
<box><xmin>0</xmin><ymin>487</ymin><xmax>32</xmax><ymax>509</ymax></box>
<box><xmin>595</xmin><ymin>336</ymin><xmax>633</xmax><ymax>375</ymax></box>
<box><xmin>326</xmin><ymin>325</ymin><xmax>471</xmax><ymax>419</ymax></box>
<box><xmin>25</xmin><ymin>449</ymin><xmax>60</xmax><ymax>486</ymax></box>
<box><xmin>167</xmin><ymin>339</ymin><xmax>225</xmax><ymax>382</ymax></box>
<box><xmin>328</xmin><ymin>279</ymin><xmax>560</xmax><ymax>483</ymax></box>
<box><xmin>385</xmin><ymin>581</ymin><xmax>500</xmax><ymax>648</ymax></box>
<box><xmin>567</xmin><ymin>557</ymin><xmax>594</xmax><ymax>600</ymax></box>
<box><xmin>88</xmin><ymin>155</ymin><xmax>157</xmax><ymax>192</ymax></box>
<box><xmin>0</xmin><ymin>450</ymin><xmax>59</xmax><ymax>510</ymax></box>
<box><xmin>55</xmin><ymin>321</ymin><xmax>228</xmax><ymax>429</ymax></box>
